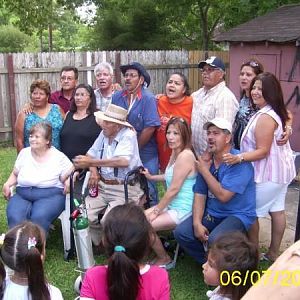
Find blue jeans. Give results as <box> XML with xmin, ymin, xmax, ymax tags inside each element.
<box><xmin>174</xmin><ymin>211</ymin><xmax>246</xmax><ymax>264</ymax></box>
<box><xmin>140</xmin><ymin>153</ymin><xmax>159</xmax><ymax>206</ymax></box>
<box><xmin>7</xmin><ymin>186</ymin><xmax>66</xmax><ymax>234</ymax></box>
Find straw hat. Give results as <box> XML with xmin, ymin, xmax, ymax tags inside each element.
<box><xmin>94</xmin><ymin>104</ymin><xmax>132</xmax><ymax>128</ymax></box>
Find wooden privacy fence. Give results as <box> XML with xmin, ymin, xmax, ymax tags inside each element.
<box><xmin>0</xmin><ymin>50</ymin><xmax>229</xmax><ymax>142</ymax></box>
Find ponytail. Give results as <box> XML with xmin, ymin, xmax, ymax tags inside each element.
<box><xmin>25</xmin><ymin>247</ymin><xmax>50</xmax><ymax>300</ymax></box>
<box><xmin>107</xmin><ymin>251</ymin><xmax>140</xmax><ymax>300</ymax></box>
<box><xmin>103</xmin><ymin>204</ymin><xmax>152</xmax><ymax>300</ymax></box>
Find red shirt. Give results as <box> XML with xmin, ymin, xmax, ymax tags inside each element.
<box><xmin>156</xmin><ymin>95</ymin><xmax>193</xmax><ymax>171</ymax></box>
<box><xmin>49</xmin><ymin>89</ymin><xmax>74</xmax><ymax>113</ymax></box>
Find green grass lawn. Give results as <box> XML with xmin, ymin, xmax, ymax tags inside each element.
<box><xmin>0</xmin><ymin>147</ymin><xmax>209</xmax><ymax>300</ymax></box>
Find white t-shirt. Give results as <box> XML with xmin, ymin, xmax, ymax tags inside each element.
<box><xmin>15</xmin><ymin>146</ymin><xmax>73</xmax><ymax>189</ymax></box>
<box><xmin>3</xmin><ymin>277</ymin><xmax>64</xmax><ymax>300</ymax></box>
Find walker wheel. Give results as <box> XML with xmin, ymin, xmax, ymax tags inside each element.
<box><xmin>74</xmin><ymin>275</ymin><xmax>82</xmax><ymax>294</ymax></box>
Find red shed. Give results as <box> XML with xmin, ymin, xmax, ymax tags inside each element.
<box><xmin>213</xmin><ymin>4</ymin><xmax>300</xmax><ymax>152</ymax></box>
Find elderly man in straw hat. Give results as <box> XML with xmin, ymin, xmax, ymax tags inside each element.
<box><xmin>73</xmin><ymin>104</ymin><xmax>144</xmax><ymax>247</ymax></box>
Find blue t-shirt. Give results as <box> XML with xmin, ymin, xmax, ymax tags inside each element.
<box><xmin>112</xmin><ymin>88</ymin><xmax>160</xmax><ymax>160</ymax></box>
<box><xmin>193</xmin><ymin>149</ymin><xmax>256</xmax><ymax>229</ymax></box>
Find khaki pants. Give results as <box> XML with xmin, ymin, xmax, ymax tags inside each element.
<box><xmin>85</xmin><ymin>181</ymin><xmax>144</xmax><ymax>245</ymax></box>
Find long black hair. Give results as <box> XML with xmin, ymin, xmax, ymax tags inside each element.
<box><xmin>250</xmin><ymin>72</ymin><xmax>289</xmax><ymax>128</ymax></box>
<box><xmin>103</xmin><ymin>204</ymin><xmax>152</xmax><ymax>300</ymax></box>
<box><xmin>70</xmin><ymin>83</ymin><xmax>97</xmax><ymax>115</ymax></box>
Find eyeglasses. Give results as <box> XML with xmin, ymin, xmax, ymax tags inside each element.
<box><xmin>200</xmin><ymin>67</ymin><xmax>220</xmax><ymax>74</ymax></box>
<box><xmin>61</xmin><ymin>76</ymin><xmax>75</xmax><ymax>81</ymax></box>
<box><xmin>124</xmin><ymin>73</ymin><xmax>139</xmax><ymax>79</ymax></box>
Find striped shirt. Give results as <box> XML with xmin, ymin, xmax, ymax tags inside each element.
<box><xmin>241</xmin><ymin>105</ymin><xmax>296</xmax><ymax>184</ymax></box>
<box><xmin>191</xmin><ymin>81</ymin><xmax>238</xmax><ymax>155</ymax></box>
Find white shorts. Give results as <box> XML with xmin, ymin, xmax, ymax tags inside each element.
<box><xmin>256</xmin><ymin>182</ymin><xmax>289</xmax><ymax>217</ymax></box>
<box><xmin>167</xmin><ymin>209</ymin><xmax>192</xmax><ymax>225</ymax></box>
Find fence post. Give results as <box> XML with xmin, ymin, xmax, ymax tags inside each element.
<box><xmin>7</xmin><ymin>54</ymin><xmax>16</xmax><ymax>144</ymax></box>
<box><xmin>115</xmin><ymin>52</ymin><xmax>121</xmax><ymax>84</ymax></box>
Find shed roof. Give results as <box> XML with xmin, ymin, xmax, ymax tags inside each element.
<box><xmin>213</xmin><ymin>4</ymin><xmax>300</xmax><ymax>43</ymax></box>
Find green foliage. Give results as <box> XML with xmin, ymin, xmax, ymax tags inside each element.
<box><xmin>89</xmin><ymin>0</ymin><xmax>176</xmax><ymax>50</ymax></box>
<box><xmin>0</xmin><ymin>25</ymin><xmax>31</xmax><ymax>53</ymax></box>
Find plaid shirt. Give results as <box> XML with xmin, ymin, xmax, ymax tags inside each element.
<box><xmin>191</xmin><ymin>81</ymin><xmax>238</xmax><ymax>156</ymax></box>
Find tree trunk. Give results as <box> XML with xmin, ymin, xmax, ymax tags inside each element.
<box><xmin>48</xmin><ymin>23</ymin><xmax>53</xmax><ymax>52</ymax></box>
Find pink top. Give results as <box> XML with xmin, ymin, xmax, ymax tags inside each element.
<box><xmin>80</xmin><ymin>264</ymin><xmax>170</xmax><ymax>300</ymax></box>
<box><xmin>241</xmin><ymin>105</ymin><xmax>295</xmax><ymax>184</ymax></box>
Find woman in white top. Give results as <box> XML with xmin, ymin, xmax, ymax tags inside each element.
<box><xmin>2</xmin><ymin>122</ymin><xmax>73</xmax><ymax>234</ymax></box>
<box><xmin>224</xmin><ymin>72</ymin><xmax>295</xmax><ymax>261</ymax></box>
<box><xmin>1</xmin><ymin>221</ymin><xmax>63</xmax><ymax>300</ymax></box>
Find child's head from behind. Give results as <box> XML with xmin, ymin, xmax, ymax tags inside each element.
<box><xmin>1</xmin><ymin>221</ymin><xmax>45</xmax><ymax>272</ymax></box>
<box><xmin>1</xmin><ymin>221</ymin><xmax>50</xmax><ymax>300</ymax></box>
<box><xmin>103</xmin><ymin>203</ymin><xmax>152</xmax><ymax>300</ymax></box>
<box><xmin>103</xmin><ymin>203</ymin><xmax>151</xmax><ymax>263</ymax></box>
<box><xmin>203</xmin><ymin>232</ymin><xmax>259</xmax><ymax>300</ymax></box>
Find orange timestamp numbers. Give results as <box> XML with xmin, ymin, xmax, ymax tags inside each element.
<box><xmin>220</xmin><ymin>270</ymin><xmax>300</xmax><ymax>287</ymax></box>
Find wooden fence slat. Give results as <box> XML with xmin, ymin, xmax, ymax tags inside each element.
<box><xmin>0</xmin><ymin>50</ymin><xmax>229</xmax><ymax>142</ymax></box>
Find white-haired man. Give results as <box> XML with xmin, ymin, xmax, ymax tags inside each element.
<box><xmin>94</xmin><ymin>62</ymin><xmax>120</xmax><ymax>112</ymax></box>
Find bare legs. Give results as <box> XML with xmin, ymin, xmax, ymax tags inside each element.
<box><xmin>248</xmin><ymin>211</ymin><xmax>286</xmax><ymax>261</ymax></box>
<box><xmin>267</xmin><ymin>210</ymin><xmax>286</xmax><ymax>260</ymax></box>
<box><xmin>149</xmin><ymin>212</ymin><xmax>176</xmax><ymax>265</ymax></box>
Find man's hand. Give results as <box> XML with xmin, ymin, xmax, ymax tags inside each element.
<box><xmin>276</xmin><ymin>129</ymin><xmax>291</xmax><ymax>146</ymax></box>
<box><xmin>193</xmin><ymin>222</ymin><xmax>209</xmax><ymax>242</ymax></box>
<box><xmin>88</xmin><ymin>168</ymin><xmax>100</xmax><ymax>189</ymax></box>
<box><xmin>196</xmin><ymin>155</ymin><xmax>212</xmax><ymax>174</ymax></box>
<box><xmin>73</xmin><ymin>155</ymin><xmax>94</xmax><ymax>169</ymax></box>
<box><xmin>22</xmin><ymin>102</ymin><xmax>34</xmax><ymax>115</ymax></box>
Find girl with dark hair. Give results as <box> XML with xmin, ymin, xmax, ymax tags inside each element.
<box><xmin>203</xmin><ymin>232</ymin><xmax>258</xmax><ymax>300</ymax></box>
<box><xmin>60</xmin><ymin>83</ymin><xmax>101</xmax><ymax>162</ymax></box>
<box><xmin>224</xmin><ymin>72</ymin><xmax>296</xmax><ymax>262</ymax></box>
<box><xmin>156</xmin><ymin>73</ymin><xmax>193</xmax><ymax>172</ymax></box>
<box><xmin>142</xmin><ymin>117</ymin><xmax>196</xmax><ymax>268</ymax></box>
<box><xmin>1</xmin><ymin>221</ymin><xmax>63</xmax><ymax>300</ymax></box>
<box><xmin>80</xmin><ymin>203</ymin><xmax>170</xmax><ymax>300</ymax></box>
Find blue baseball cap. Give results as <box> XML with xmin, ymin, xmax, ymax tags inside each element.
<box><xmin>198</xmin><ymin>56</ymin><xmax>225</xmax><ymax>72</ymax></box>
<box><xmin>120</xmin><ymin>62</ymin><xmax>151</xmax><ymax>87</ymax></box>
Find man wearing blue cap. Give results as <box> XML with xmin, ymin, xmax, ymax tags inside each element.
<box><xmin>112</xmin><ymin>62</ymin><xmax>160</xmax><ymax>206</ymax></box>
<box><xmin>191</xmin><ymin>56</ymin><xmax>238</xmax><ymax>156</ymax></box>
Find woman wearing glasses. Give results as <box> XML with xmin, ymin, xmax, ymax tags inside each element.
<box><xmin>142</xmin><ymin>117</ymin><xmax>196</xmax><ymax>269</ymax></box>
<box><xmin>156</xmin><ymin>73</ymin><xmax>193</xmax><ymax>172</ymax></box>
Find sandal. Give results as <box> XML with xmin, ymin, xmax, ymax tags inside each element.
<box><xmin>260</xmin><ymin>253</ymin><xmax>274</xmax><ymax>263</ymax></box>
